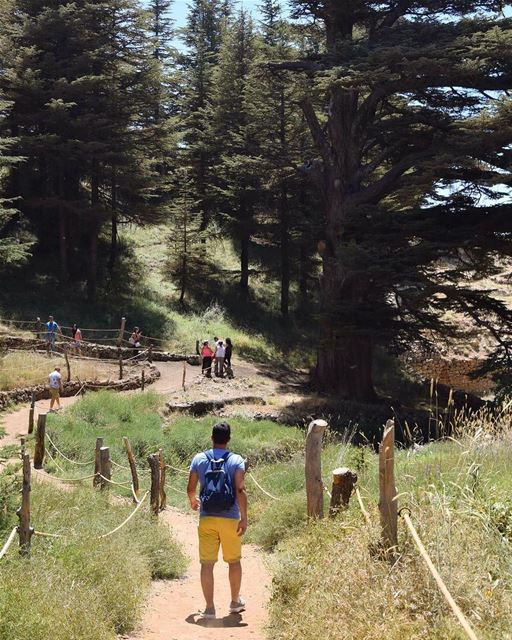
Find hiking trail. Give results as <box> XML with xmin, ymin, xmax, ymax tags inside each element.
<box><xmin>0</xmin><ymin>360</ymin><xmax>270</xmax><ymax>640</ymax></box>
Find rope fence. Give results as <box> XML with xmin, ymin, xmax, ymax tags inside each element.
<box><xmin>248</xmin><ymin>472</ymin><xmax>282</xmax><ymax>501</ymax></box>
<box><xmin>0</xmin><ymin>527</ymin><xmax>18</xmax><ymax>560</ymax></box>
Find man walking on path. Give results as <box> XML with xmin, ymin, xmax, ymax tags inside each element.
<box><xmin>48</xmin><ymin>366</ymin><xmax>63</xmax><ymax>412</ymax></box>
<box><xmin>45</xmin><ymin>315</ymin><xmax>61</xmax><ymax>354</ymax></box>
<box><xmin>187</xmin><ymin>422</ymin><xmax>247</xmax><ymax>620</ymax></box>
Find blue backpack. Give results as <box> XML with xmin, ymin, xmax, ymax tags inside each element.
<box><xmin>200</xmin><ymin>451</ymin><xmax>235</xmax><ymax>513</ymax></box>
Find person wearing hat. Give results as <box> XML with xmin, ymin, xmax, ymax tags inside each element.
<box><xmin>201</xmin><ymin>340</ymin><xmax>214</xmax><ymax>378</ymax></box>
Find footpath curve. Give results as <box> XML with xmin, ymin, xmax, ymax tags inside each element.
<box><xmin>0</xmin><ymin>360</ymin><xmax>270</xmax><ymax>640</ymax></box>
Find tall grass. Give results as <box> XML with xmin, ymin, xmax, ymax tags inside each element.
<box><xmin>0</xmin><ymin>479</ymin><xmax>187</xmax><ymax>640</ymax></box>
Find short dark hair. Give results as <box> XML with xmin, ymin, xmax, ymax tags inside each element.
<box><xmin>212</xmin><ymin>421</ymin><xmax>231</xmax><ymax>445</ymax></box>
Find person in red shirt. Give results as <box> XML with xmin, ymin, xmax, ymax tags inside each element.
<box><xmin>201</xmin><ymin>340</ymin><xmax>214</xmax><ymax>378</ymax></box>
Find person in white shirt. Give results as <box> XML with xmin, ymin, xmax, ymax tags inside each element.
<box><xmin>215</xmin><ymin>340</ymin><xmax>226</xmax><ymax>378</ymax></box>
<box><xmin>48</xmin><ymin>366</ymin><xmax>63</xmax><ymax>412</ymax></box>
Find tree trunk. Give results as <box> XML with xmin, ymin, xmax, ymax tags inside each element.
<box><xmin>279</xmin><ymin>186</ymin><xmax>290</xmax><ymax>318</ymax></box>
<box><xmin>240</xmin><ymin>230</ymin><xmax>249</xmax><ymax>291</ymax></box>
<box><xmin>57</xmin><ymin>165</ymin><xmax>68</xmax><ymax>283</ymax></box>
<box><xmin>316</xmin><ymin>330</ymin><xmax>375</xmax><ymax>400</ymax></box>
<box><xmin>88</xmin><ymin>160</ymin><xmax>99</xmax><ymax>299</ymax></box>
<box><xmin>108</xmin><ymin>169</ymin><xmax>117</xmax><ymax>274</ymax></box>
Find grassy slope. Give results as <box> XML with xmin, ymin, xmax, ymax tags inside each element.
<box><xmin>0</xmin><ymin>473</ymin><xmax>186</xmax><ymax>640</ymax></box>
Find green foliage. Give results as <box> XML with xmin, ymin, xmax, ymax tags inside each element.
<box><xmin>0</xmin><ymin>479</ymin><xmax>186</xmax><ymax>640</ymax></box>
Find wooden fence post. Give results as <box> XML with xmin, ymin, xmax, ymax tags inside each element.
<box><xmin>148</xmin><ymin>453</ymin><xmax>160</xmax><ymax>516</ymax></box>
<box><xmin>28</xmin><ymin>392</ymin><xmax>35</xmax><ymax>434</ymax></box>
<box><xmin>141</xmin><ymin>369</ymin><xmax>145</xmax><ymax>392</ymax></box>
<box><xmin>118</xmin><ymin>317</ymin><xmax>126</xmax><ymax>347</ymax></box>
<box><xmin>20</xmin><ymin>437</ymin><xmax>26</xmax><ymax>458</ymax></box>
<box><xmin>123</xmin><ymin>437</ymin><xmax>139</xmax><ymax>501</ymax></box>
<box><xmin>148</xmin><ymin>344</ymin><xmax>153</xmax><ymax>364</ymax></box>
<box><xmin>305</xmin><ymin>419</ymin><xmax>327</xmax><ymax>518</ymax></box>
<box><xmin>329</xmin><ymin>467</ymin><xmax>358</xmax><ymax>517</ymax></box>
<box><xmin>118</xmin><ymin>348</ymin><xmax>123</xmax><ymax>380</ymax></box>
<box><xmin>379</xmin><ymin>419</ymin><xmax>398</xmax><ymax>553</ymax></box>
<box><xmin>93</xmin><ymin>437</ymin><xmax>103</xmax><ymax>487</ymax></box>
<box><xmin>17</xmin><ymin>453</ymin><xmax>34</xmax><ymax>556</ymax></box>
<box><xmin>63</xmin><ymin>345</ymin><xmax>71</xmax><ymax>382</ymax></box>
<box><xmin>35</xmin><ymin>317</ymin><xmax>42</xmax><ymax>339</ymax></box>
<box><xmin>33</xmin><ymin>414</ymin><xmax>47</xmax><ymax>469</ymax></box>
<box><xmin>182</xmin><ymin>361</ymin><xmax>186</xmax><ymax>390</ymax></box>
<box><xmin>99</xmin><ymin>446</ymin><xmax>111</xmax><ymax>490</ymax></box>
<box><xmin>158</xmin><ymin>449</ymin><xmax>167</xmax><ymax>511</ymax></box>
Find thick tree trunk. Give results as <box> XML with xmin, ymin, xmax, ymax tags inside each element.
<box><xmin>316</xmin><ymin>330</ymin><xmax>375</xmax><ymax>400</ymax></box>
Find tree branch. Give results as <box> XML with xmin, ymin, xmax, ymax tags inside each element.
<box><xmin>299</xmin><ymin>98</ymin><xmax>333</xmax><ymax>167</ymax></box>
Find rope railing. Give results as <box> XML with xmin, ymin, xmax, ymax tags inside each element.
<box><xmin>248</xmin><ymin>472</ymin><xmax>282</xmax><ymax>501</ymax></box>
<box><xmin>46</xmin><ymin>433</ymin><xmax>94</xmax><ymax>466</ymax></box>
<box><xmin>98</xmin><ymin>474</ymin><xmax>132</xmax><ymax>487</ymax></box>
<box><xmin>400</xmin><ymin>509</ymin><xmax>480</xmax><ymax>640</ymax></box>
<box><xmin>97</xmin><ymin>491</ymin><xmax>149</xmax><ymax>539</ymax></box>
<box><xmin>355</xmin><ymin>487</ymin><xmax>372</xmax><ymax>525</ymax></box>
<box><xmin>165</xmin><ymin>463</ymin><xmax>189</xmax><ymax>474</ymax></box>
<box><xmin>0</xmin><ymin>527</ymin><xmax>18</xmax><ymax>560</ymax></box>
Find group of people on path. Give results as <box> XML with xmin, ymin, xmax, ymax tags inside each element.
<box><xmin>39</xmin><ymin>315</ymin><xmax>83</xmax><ymax>355</ymax></box>
<box><xmin>200</xmin><ymin>337</ymin><xmax>233</xmax><ymax>378</ymax></box>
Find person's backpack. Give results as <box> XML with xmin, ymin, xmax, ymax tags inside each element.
<box><xmin>200</xmin><ymin>451</ymin><xmax>235</xmax><ymax>513</ymax></box>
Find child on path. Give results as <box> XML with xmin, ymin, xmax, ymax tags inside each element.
<box><xmin>72</xmin><ymin>324</ymin><xmax>82</xmax><ymax>356</ymax></box>
<box><xmin>48</xmin><ymin>366</ymin><xmax>63</xmax><ymax>412</ymax></box>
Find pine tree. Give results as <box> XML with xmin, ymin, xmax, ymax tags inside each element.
<box><xmin>1</xmin><ymin>0</ymin><xmax>166</xmax><ymax>294</ymax></box>
<box><xmin>212</xmin><ymin>9</ymin><xmax>261</xmax><ymax>293</ymax></box>
<box><xmin>274</xmin><ymin>0</ymin><xmax>512</xmax><ymax>399</ymax></box>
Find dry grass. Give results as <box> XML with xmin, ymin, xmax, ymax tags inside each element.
<box><xmin>0</xmin><ymin>351</ymin><xmax>125</xmax><ymax>391</ymax></box>
<box><xmin>260</xmin><ymin>407</ymin><xmax>512</xmax><ymax>640</ymax></box>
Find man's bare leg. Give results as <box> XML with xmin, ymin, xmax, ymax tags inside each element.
<box><xmin>200</xmin><ymin>563</ymin><xmax>215</xmax><ymax>609</ymax></box>
<box><xmin>228</xmin><ymin>561</ymin><xmax>242</xmax><ymax>602</ymax></box>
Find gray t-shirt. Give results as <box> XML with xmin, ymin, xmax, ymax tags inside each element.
<box><xmin>190</xmin><ymin>448</ymin><xmax>245</xmax><ymax>519</ymax></box>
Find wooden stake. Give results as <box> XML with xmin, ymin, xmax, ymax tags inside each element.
<box><xmin>123</xmin><ymin>437</ymin><xmax>139</xmax><ymax>501</ymax></box>
<box><xmin>33</xmin><ymin>414</ymin><xmax>47</xmax><ymax>469</ymax></box>
<box><xmin>20</xmin><ymin>437</ymin><xmax>26</xmax><ymax>458</ymax></box>
<box><xmin>148</xmin><ymin>453</ymin><xmax>160</xmax><ymax>516</ymax></box>
<box><xmin>63</xmin><ymin>344</ymin><xmax>71</xmax><ymax>382</ymax></box>
<box><xmin>118</xmin><ymin>317</ymin><xmax>126</xmax><ymax>347</ymax></box>
<box><xmin>17</xmin><ymin>453</ymin><xmax>34</xmax><ymax>556</ymax></box>
<box><xmin>329</xmin><ymin>467</ymin><xmax>358</xmax><ymax>517</ymax></box>
<box><xmin>118</xmin><ymin>348</ymin><xmax>123</xmax><ymax>380</ymax></box>
<box><xmin>141</xmin><ymin>369</ymin><xmax>145</xmax><ymax>392</ymax></box>
<box><xmin>148</xmin><ymin>344</ymin><xmax>153</xmax><ymax>364</ymax></box>
<box><xmin>305</xmin><ymin>419</ymin><xmax>327</xmax><ymax>518</ymax></box>
<box><xmin>28</xmin><ymin>393</ymin><xmax>36</xmax><ymax>434</ymax></box>
<box><xmin>93</xmin><ymin>437</ymin><xmax>103</xmax><ymax>487</ymax></box>
<box><xmin>182</xmin><ymin>361</ymin><xmax>186</xmax><ymax>390</ymax></box>
<box><xmin>99</xmin><ymin>446</ymin><xmax>111</xmax><ymax>490</ymax></box>
<box><xmin>379</xmin><ymin>419</ymin><xmax>398</xmax><ymax>553</ymax></box>
<box><xmin>158</xmin><ymin>449</ymin><xmax>167</xmax><ymax>511</ymax></box>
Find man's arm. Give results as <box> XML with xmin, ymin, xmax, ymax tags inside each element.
<box><xmin>187</xmin><ymin>470</ymin><xmax>201</xmax><ymax>511</ymax></box>
<box><xmin>234</xmin><ymin>468</ymin><xmax>247</xmax><ymax>536</ymax></box>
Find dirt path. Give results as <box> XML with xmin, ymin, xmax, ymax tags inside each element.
<box><xmin>0</xmin><ymin>361</ymin><xmax>271</xmax><ymax>640</ymax></box>
<box><xmin>129</xmin><ymin>509</ymin><xmax>269</xmax><ymax>640</ymax></box>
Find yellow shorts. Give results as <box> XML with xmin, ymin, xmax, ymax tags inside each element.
<box><xmin>49</xmin><ymin>388</ymin><xmax>60</xmax><ymax>399</ymax></box>
<box><xmin>198</xmin><ymin>517</ymin><xmax>241</xmax><ymax>564</ymax></box>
